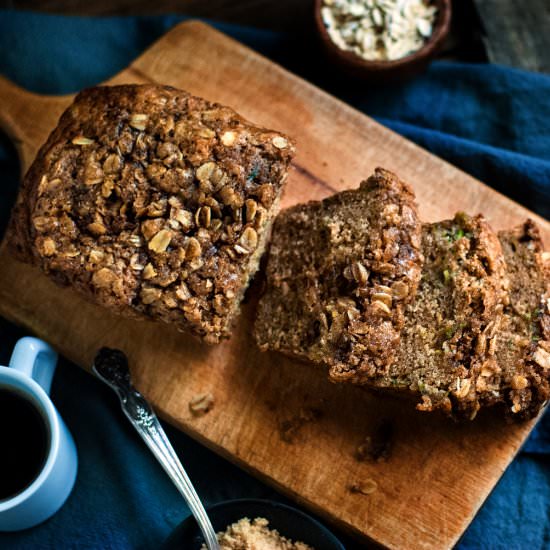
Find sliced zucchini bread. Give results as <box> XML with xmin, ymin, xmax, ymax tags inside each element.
<box><xmin>255</xmin><ymin>169</ymin><xmax>550</xmax><ymax>420</ymax></box>
<box><xmin>254</xmin><ymin>168</ymin><xmax>424</xmax><ymax>381</ymax></box>
<box><xmin>371</xmin><ymin>213</ymin><xmax>509</xmax><ymax>420</ymax></box>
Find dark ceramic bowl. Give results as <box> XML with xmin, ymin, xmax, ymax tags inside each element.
<box><xmin>161</xmin><ymin>499</ymin><xmax>345</xmax><ymax>549</ymax></box>
<box><xmin>314</xmin><ymin>0</ymin><xmax>452</xmax><ymax>81</ymax></box>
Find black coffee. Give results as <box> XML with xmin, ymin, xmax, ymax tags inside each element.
<box><xmin>0</xmin><ymin>387</ymin><xmax>50</xmax><ymax>501</ymax></box>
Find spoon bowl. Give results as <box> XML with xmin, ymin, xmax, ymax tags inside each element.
<box><xmin>314</xmin><ymin>0</ymin><xmax>452</xmax><ymax>81</ymax></box>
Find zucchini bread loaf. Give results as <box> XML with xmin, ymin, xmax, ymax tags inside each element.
<box><xmin>8</xmin><ymin>84</ymin><xmax>295</xmax><ymax>343</ymax></box>
<box><xmin>254</xmin><ymin>168</ymin><xmax>423</xmax><ymax>381</ymax></box>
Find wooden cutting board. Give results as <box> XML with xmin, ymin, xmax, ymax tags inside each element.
<box><xmin>0</xmin><ymin>21</ymin><xmax>548</xmax><ymax>550</ymax></box>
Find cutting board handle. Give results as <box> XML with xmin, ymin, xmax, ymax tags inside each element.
<box><xmin>0</xmin><ymin>75</ymin><xmax>31</xmax><ymax>145</ymax></box>
<box><xmin>0</xmin><ymin>75</ymin><xmax>69</xmax><ymax>174</ymax></box>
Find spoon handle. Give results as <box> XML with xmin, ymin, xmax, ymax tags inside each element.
<box><xmin>92</xmin><ymin>350</ymin><xmax>219</xmax><ymax>550</ymax></box>
<box><xmin>120</xmin><ymin>393</ymin><xmax>220</xmax><ymax>550</ymax></box>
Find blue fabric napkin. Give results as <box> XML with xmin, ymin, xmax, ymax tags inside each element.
<box><xmin>0</xmin><ymin>9</ymin><xmax>549</xmax><ymax>549</ymax></box>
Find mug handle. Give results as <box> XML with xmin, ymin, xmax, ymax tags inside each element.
<box><xmin>9</xmin><ymin>337</ymin><xmax>58</xmax><ymax>395</ymax></box>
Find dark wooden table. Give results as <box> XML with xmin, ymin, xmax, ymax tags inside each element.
<box><xmin>0</xmin><ymin>0</ymin><xmax>547</xmax><ymax>72</ymax></box>
<box><xmin>473</xmin><ymin>0</ymin><xmax>550</xmax><ymax>73</ymax></box>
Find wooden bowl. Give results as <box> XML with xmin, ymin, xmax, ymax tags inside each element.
<box><xmin>314</xmin><ymin>0</ymin><xmax>452</xmax><ymax>81</ymax></box>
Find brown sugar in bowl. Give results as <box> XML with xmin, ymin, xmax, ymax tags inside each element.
<box><xmin>314</xmin><ymin>0</ymin><xmax>452</xmax><ymax>81</ymax></box>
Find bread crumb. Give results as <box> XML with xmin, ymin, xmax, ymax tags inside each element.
<box><xmin>278</xmin><ymin>406</ymin><xmax>323</xmax><ymax>443</ymax></box>
<box><xmin>189</xmin><ymin>393</ymin><xmax>214</xmax><ymax>417</ymax></box>
<box><xmin>349</xmin><ymin>479</ymin><xmax>378</xmax><ymax>496</ymax></box>
<box><xmin>201</xmin><ymin>517</ymin><xmax>313</xmax><ymax>549</ymax></box>
<box><xmin>355</xmin><ymin>419</ymin><xmax>393</xmax><ymax>462</ymax></box>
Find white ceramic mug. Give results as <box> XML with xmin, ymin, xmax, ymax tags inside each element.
<box><xmin>0</xmin><ymin>337</ymin><xmax>77</xmax><ymax>531</ymax></box>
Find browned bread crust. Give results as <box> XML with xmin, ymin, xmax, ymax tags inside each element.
<box><xmin>7</xmin><ymin>84</ymin><xmax>295</xmax><ymax>343</ymax></box>
<box><xmin>254</xmin><ymin>168</ymin><xmax>423</xmax><ymax>379</ymax></box>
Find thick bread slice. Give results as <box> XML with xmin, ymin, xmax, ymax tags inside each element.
<box><xmin>485</xmin><ymin>221</ymin><xmax>550</xmax><ymax>420</ymax></box>
<box><xmin>367</xmin><ymin>213</ymin><xmax>508</xmax><ymax>420</ymax></box>
<box><xmin>254</xmin><ymin>168</ymin><xmax>423</xmax><ymax>380</ymax></box>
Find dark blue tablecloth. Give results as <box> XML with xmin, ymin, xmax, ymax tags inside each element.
<box><xmin>0</xmin><ymin>9</ymin><xmax>549</xmax><ymax>550</ymax></box>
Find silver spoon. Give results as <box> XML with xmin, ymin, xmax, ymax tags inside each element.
<box><xmin>93</xmin><ymin>348</ymin><xmax>220</xmax><ymax>550</ymax></box>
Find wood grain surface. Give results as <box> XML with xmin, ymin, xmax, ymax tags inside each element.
<box><xmin>0</xmin><ymin>21</ymin><xmax>548</xmax><ymax>549</ymax></box>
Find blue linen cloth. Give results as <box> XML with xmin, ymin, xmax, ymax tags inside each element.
<box><xmin>0</xmin><ymin>9</ymin><xmax>549</xmax><ymax>549</ymax></box>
